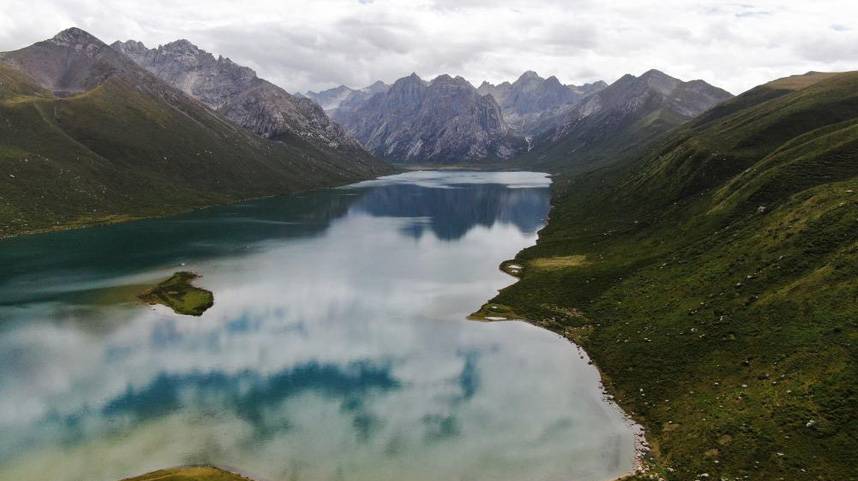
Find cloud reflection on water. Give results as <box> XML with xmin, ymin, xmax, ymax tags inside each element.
<box><xmin>0</xmin><ymin>172</ymin><xmax>634</xmax><ymax>481</ymax></box>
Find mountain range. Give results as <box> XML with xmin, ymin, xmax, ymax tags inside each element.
<box><xmin>0</xmin><ymin>27</ymin><xmax>739</xmax><ymax>235</ymax></box>
<box><xmin>477</xmin><ymin>71</ymin><xmax>607</xmax><ymax>134</ymax></box>
<box><xmin>331</xmin><ymin>73</ymin><xmax>526</xmax><ymax>164</ymax></box>
<box><xmin>0</xmin><ymin>28</ymin><xmax>738</xmax><ymax>235</ymax></box>
<box><xmin>520</xmin><ymin>68</ymin><xmax>734</xmax><ymax>172</ymax></box>
<box><xmin>309</xmin><ymin>69</ymin><xmax>730</xmax><ymax>165</ymax></box>
<box><xmin>311</xmin><ymin>71</ymin><xmax>607</xmax><ymax>138</ymax></box>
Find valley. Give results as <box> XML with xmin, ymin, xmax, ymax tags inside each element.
<box><xmin>0</xmin><ymin>16</ymin><xmax>855</xmax><ymax>481</ymax></box>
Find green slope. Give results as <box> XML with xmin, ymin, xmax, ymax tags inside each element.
<box><xmin>0</xmin><ymin>35</ymin><xmax>391</xmax><ymax>238</ymax></box>
<box><xmin>478</xmin><ymin>71</ymin><xmax>858</xmax><ymax>480</ymax></box>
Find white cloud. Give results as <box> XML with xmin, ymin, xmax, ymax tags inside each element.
<box><xmin>0</xmin><ymin>0</ymin><xmax>856</xmax><ymax>94</ymax></box>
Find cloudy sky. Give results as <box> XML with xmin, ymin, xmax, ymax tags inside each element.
<box><xmin>1</xmin><ymin>0</ymin><xmax>857</xmax><ymax>94</ymax></box>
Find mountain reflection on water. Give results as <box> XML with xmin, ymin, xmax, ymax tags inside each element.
<box><xmin>353</xmin><ymin>183</ymin><xmax>548</xmax><ymax>240</ymax></box>
<box><xmin>0</xmin><ymin>171</ymin><xmax>636</xmax><ymax>481</ymax></box>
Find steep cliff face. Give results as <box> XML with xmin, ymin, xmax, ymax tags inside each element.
<box><xmin>477</xmin><ymin>71</ymin><xmax>607</xmax><ymax>134</ymax></box>
<box><xmin>333</xmin><ymin>73</ymin><xmax>525</xmax><ymax>164</ymax></box>
<box><xmin>112</xmin><ymin>39</ymin><xmax>363</xmax><ymax>151</ymax></box>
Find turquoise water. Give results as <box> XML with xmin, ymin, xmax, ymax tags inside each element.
<box><xmin>0</xmin><ymin>171</ymin><xmax>636</xmax><ymax>481</ymax></box>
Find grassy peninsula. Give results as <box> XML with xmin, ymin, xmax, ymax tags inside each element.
<box><xmin>139</xmin><ymin>272</ymin><xmax>214</xmax><ymax>316</ymax></box>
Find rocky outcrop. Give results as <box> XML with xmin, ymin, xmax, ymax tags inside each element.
<box><xmin>112</xmin><ymin>39</ymin><xmax>362</xmax><ymax>150</ymax></box>
<box><xmin>333</xmin><ymin>73</ymin><xmax>525</xmax><ymax>164</ymax></box>
<box><xmin>477</xmin><ymin>71</ymin><xmax>606</xmax><ymax>134</ymax></box>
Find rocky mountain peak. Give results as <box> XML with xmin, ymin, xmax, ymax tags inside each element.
<box><xmin>49</xmin><ymin>27</ymin><xmax>104</xmax><ymax>48</ymax></box>
<box><xmin>518</xmin><ymin>70</ymin><xmax>541</xmax><ymax>82</ymax></box>
<box><xmin>364</xmin><ymin>80</ymin><xmax>388</xmax><ymax>92</ymax></box>
<box><xmin>162</xmin><ymin>38</ymin><xmax>198</xmax><ymax>52</ymax></box>
<box><xmin>156</xmin><ymin>39</ymin><xmax>253</xmax><ymax>76</ymax></box>
<box><xmin>430</xmin><ymin>74</ymin><xmax>472</xmax><ymax>89</ymax></box>
<box><xmin>112</xmin><ymin>36</ymin><xmax>366</xmax><ymax>151</ymax></box>
<box><xmin>640</xmin><ymin>68</ymin><xmax>670</xmax><ymax>79</ymax></box>
<box><xmin>615</xmin><ymin>73</ymin><xmax>637</xmax><ymax>84</ymax></box>
<box><xmin>390</xmin><ymin>73</ymin><xmax>426</xmax><ymax>93</ymax></box>
<box><xmin>638</xmin><ymin>68</ymin><xmax>681</xmax><ymax>95</ymax></box>
<box><xmin>113</xmin><ymin>38</ymin><xmax>259</xmax><ymax>105</ymax></box>
<box><xmin>113</xmin><ymin>39</ymin><xmax>147</xmax><ymax>55</ymax></box>
<box><xmin>0</xmin><ymin>27</ymin><xmax>140</xmax><ymax>95</ymax></box>
<box><xmin>544</xmin><ymin>75</ymin><xmax>562</xmax><ymax>86</ymax></box>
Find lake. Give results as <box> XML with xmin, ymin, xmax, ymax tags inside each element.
<box><xmin>0</xmin><ymin>171</ymin><xmax>636</xmax><ymax>481</ymax></box>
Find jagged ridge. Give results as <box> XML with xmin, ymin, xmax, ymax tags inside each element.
<box><xmin>333</xmin><ymin>73</ymin><xmax>526</xmax><ymax>164</ymax></box>
<box><xmin>111</xmin><ymin>38</ymin><xmax>364</xmax><ymax>152</ymax></box>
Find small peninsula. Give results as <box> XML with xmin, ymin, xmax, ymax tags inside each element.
<box><xmin>139</xmin><ymin>272</ymin><xmax>214</xmax><ymax>316</ymax></box>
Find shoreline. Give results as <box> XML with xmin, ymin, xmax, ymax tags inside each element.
<box><xmin>2</xmin><ymin>165</ymin><xmax>535</xmax><ymax>241</ymax></box>
<box><xmin>469</xmin><ymin>176</ymin><xmax>652</xmax><ymax>479</ymax></box>
<box><xmin>580</xmin><ymin>344</ymin><xmax>651</xmax><ymax>478</ymax></box>
<box><xmin>467</xmin><ymin>296</ymin><xmax>652</xmax><ymax>481</ymax></box>
<box><xmin>0</xmin><ymin>174</ymin><xmax>390</xmax><ymax>241</ymax></box>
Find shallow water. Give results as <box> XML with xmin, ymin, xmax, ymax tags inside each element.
<box><xmin>0</xmin><ymin>171</ymin><xmax>636</xmax><ymax>481</ymax></box>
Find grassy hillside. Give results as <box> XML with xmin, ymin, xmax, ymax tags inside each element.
<box><xmin>477</xmin><ymin>71</ymin><xmax>858</xmax><ymax>480</ymax></box>
<box><xmin>0</xmin><ymin>48</ymin><xmax>391</xmax><ymax>238</ymax></box>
